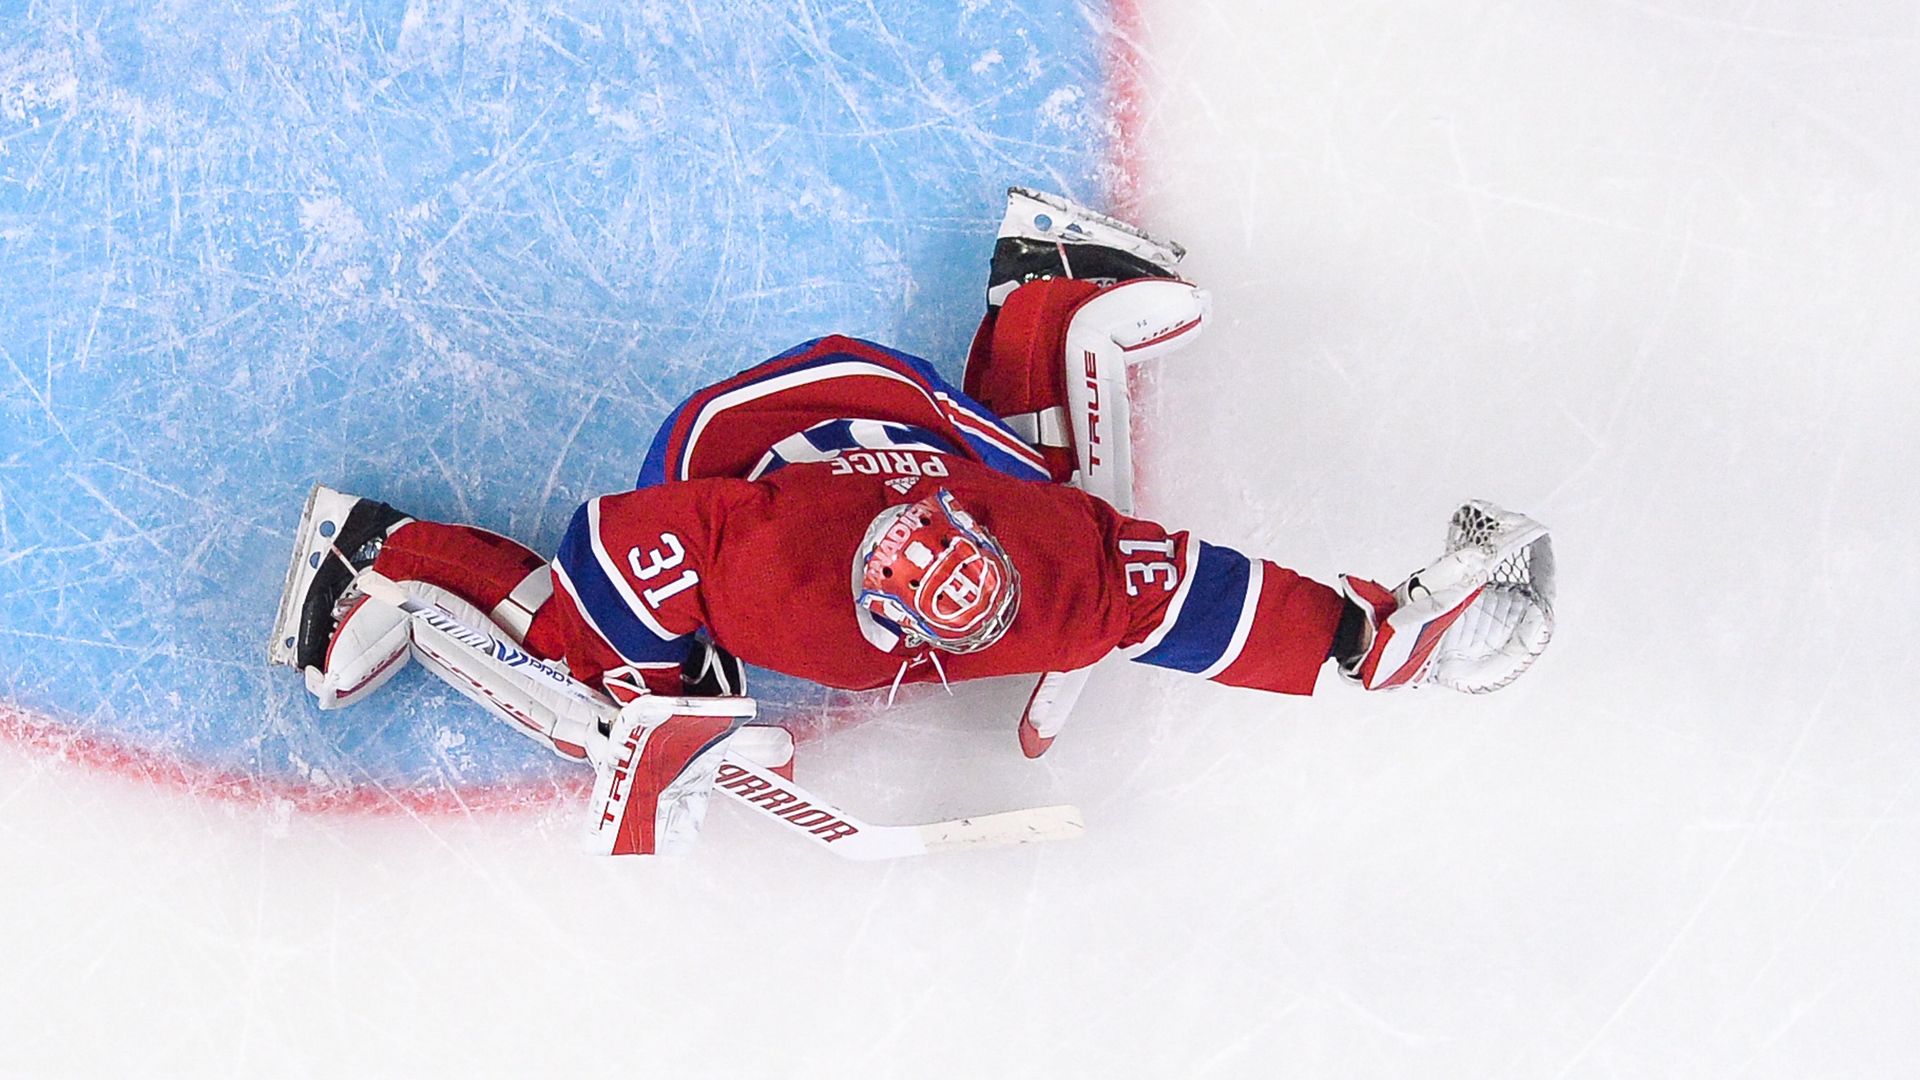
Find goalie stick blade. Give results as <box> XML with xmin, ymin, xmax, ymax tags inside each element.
<box><xmin>715</xmin><ymin>756</ymin><xmax>1084</xmax><ymax>861</ymax></box>
<box><xmin>912</xmin><ymin>803</ymin><xmax>1084</xmax><ymax>855</ymax></box>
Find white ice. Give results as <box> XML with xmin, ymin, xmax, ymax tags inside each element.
<box><xmin>3</xmin><ymin>2</ymin><xmax>1917</xmax><ymax>1077</ymax></box>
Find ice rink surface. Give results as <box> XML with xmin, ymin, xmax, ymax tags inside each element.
<box><xmin>4</xmin><ymin>1</ymin><xmax>1918</xmax><ymax>1077</ymax></box>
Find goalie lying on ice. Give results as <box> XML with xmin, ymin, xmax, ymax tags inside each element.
<box><xmin>266</xmin><ymin>188</ymin><xmax>1557</xmax><ymax>856</ymax></box>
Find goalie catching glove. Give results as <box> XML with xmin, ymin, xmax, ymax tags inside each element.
<box><xmin>1335</xmin><ymin>501</ymin><xmax>1555</xmax><ymax>693</ymax></box>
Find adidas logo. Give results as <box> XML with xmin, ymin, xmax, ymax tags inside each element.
<box><xmin>884</xmin><ymin>477</ymin><xmax>917</xmax><ymax>495</ymax></box>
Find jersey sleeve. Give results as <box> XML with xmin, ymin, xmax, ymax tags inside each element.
<box><xmin>546</xmin><ymin>494</ymin><xmax>704</xmax><ymax>692</ymax></box>
<box><xmin>1113</xmin><ymin>518</ymin><xmax>1348</xmax><ymax>695</ymax></box>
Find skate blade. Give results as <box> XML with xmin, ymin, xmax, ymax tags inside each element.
<box><xmin>1003</xmin><ymin>186</ymin><xmax>1187</xmax><ymax>264</ymax></box>
<box><xmin>265</xmin><ymin>482</ymin><xmax>357</xmax><ymax>667</ymax></box>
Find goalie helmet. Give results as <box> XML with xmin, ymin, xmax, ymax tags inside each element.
<box><xmin>854</xmin><ymin>489</ymin><xmax>1019</xmax><ymax>654</ymax></box>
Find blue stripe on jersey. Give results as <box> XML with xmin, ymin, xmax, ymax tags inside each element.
<box><xmin>635</xmin><ymin>336</ymin><xmax>1044</xmax><ymax>488</ymax></box>
<box><xmin>636</xmin><ymin>400</ymin><xmax>693</xmax><ymax>491</ymax></box>
<box><xmin>554</xmin><ymin>504</ymin><xmax>691</xmax><ymax>665</ymax></box>
<box><xmin>802</xmin><ymin>418</ymin><xmax>859</xmax><ymax>454</ymax></box>
<box><xmin>1132</xmin><ymin>542</ymin><xmax>1254</xmax><ymax>675</ymax></box>
<box><xmin>962</xmin><ymin>436</ymin><xmax>1051</xmax><ymax>482</ymax></box>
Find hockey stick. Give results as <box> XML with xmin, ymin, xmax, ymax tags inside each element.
<box><xmin>351</xmin><ymin>569</ymin><xmax>1084</xmax><ymax>859</ymax></box>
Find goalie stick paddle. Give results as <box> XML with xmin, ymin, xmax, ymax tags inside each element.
<box><xmin>350</xmin><ymin>568</ymin><xmax>1085</xmax><ymax>859</ymax></box>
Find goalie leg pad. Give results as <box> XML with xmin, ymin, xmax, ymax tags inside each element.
<box><xmin>404</xmin><ymin>584</ymin><xmax>607</xmax><ymax>761</ymax></box>
<box><xmin>964</xmin><ymin>277</ymin><xmax>1104</xmax><ymax>484</ymax></box>
<box><xmin>1067</xmin><ymin>277</ymin><xmax>1213</xmax><ymax>366</ymax></box>
<box><xmin>1061</xmin><ymin>280</ymin><xmax>1207</xmax><ymax>513</ymax></box>
<box><xmin>305</xmin><ymin>593</ymin><xmax>412</xmax><ymax>710</ymax></box>
<box><xmin>731</xmin><ymin>722</ymin><xmax>795</xmax><ymax>780</ymax></box>
<box><xmin>371</xmin><ymin>521</ymin><xmax>551</xmax><ymax>643</ymax></box>
<box><xmin>288</xmin><ymin>514</ymin><xmax>562</xmax><ymax>714</ymax></box>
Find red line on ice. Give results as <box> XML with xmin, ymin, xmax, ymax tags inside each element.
<box><xmin>0</xmin><ymin>702</ymin><xmax>586</xmax><ymax>815</ymax></box>
<box><xmin>1103</xmin><ymin>0</ymin><xmax>1149</xmax><ymax>215</ymax></box>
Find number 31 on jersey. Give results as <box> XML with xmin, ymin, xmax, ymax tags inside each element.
<box><xmin>1119</xmin><ymin>536</ymin><xmax>1180</xmax><ymax>596</ymax></box>
<box><xmin>628</xmin><ymin>533</ymin><xmax>700</xmax><ymax>609</ymax></box>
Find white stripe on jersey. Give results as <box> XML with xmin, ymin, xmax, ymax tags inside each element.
<box><xmin>679</xmin><ymin>361</ymin><xmax>940</xmax><ymax>481</ymax></box>
<box><xmin>1121</xmin><ymin>536</ymin><xmax>1203</xmax><ymax>659</ymax></box>
<box><xmin>586</xmin><ymin>497</ymin><xmax>679</xmax><ymax>642</ymax></box>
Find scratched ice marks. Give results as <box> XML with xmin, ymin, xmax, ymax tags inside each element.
<box><xmin>0</xmin><ymin>0</ymin><xmax>1120</xmax><ymax>800</ymax></box>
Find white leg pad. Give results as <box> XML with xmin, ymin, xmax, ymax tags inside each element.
<box><xmin>1064</xmin><ymin>335</ymin><xmax>1135</xmax><ymax>514</ymax></box>
<box><xmin>305</xmin><ymin>594</ymin><xmax>412</xmax><ymax>710</ymax></box>
<box><xmin>1063</xmin><ymin>279</ymin><xmax>1212</xmax><ymax>514</ymax></box>
<box><xmin>1077</xmin><ymin>277</ymin><xmax>1213</xmax><ymax>366</ymax></box>
<box><xmin>731</xmin><ymin>724</ymin><xmax>795</xmax><ymax>772</ymax></box>
<box><xmin>489</xmin><ymin>566</ymin><xmax>552</xmax><ymax>641</ymax></box>
<box><xmin>404</xmin><ymin>584</ymin><xmax>605</xmax><ymax>761</ymax></box>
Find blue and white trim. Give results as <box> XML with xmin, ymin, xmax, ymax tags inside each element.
<box><xmin>1125</xmin><ymin>541</ymin><xmax>1260</xmax><ymax>676</ymax></box>
<box><xmin>636</xmin><ymin>338</ymin><xmax>1050</xmax><ymax>489</ymax></box>
<box><xmin>553</xmin><ymin>500</ymin><xmax>692</xmax><ymax>666</ymax></box>
<box><xmin>747</xmin><ymin>418</ymin><xmax>959</xmax><ymax>479</ymax></box>
<box><xmin>930</xmin><ymin>390</ymin><xmax>1051</xmax><ymax>481</ymax></box>
<box><xmin>1193</xmin><ymin>560</ymin><xmax>1263</xmax><ymax>680</ymax></box>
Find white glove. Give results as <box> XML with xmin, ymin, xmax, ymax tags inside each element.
<box><xmin>1338</xmin><ymin>502</ymin><xmax>1555</xmax><ymax>693</ymax></box>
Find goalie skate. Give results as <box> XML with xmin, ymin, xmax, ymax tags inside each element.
<box><xmin>266</xmin><ymin>483</ymin><xmax>410</xmax><ymax>671</ymax></box>
<box><xmin>989</xmin><ymin>187</ymin><xmax>1187</xmax><ymax>306</ymax></box>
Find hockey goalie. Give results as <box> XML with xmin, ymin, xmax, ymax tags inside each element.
<box><xmin>266</xmin><ymin>188</ymin><xmax>1556</xmax><ymax>857</ymax></box>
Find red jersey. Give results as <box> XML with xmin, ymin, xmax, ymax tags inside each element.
<box><xmin>542</xmin><ymin>449</ymin><xmax>1345</xmax><ymax>697</ymax></box>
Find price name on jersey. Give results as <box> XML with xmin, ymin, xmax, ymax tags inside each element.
<box><xmin>828</xmin><ymin>450</ymin><xmax>950</xmax><ymax>478</ymax></box>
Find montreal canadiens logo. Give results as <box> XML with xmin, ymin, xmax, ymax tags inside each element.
<box><xmin>857</xmin><ymin>490</ymin><xmax>1017</xmax><ymax>653</ymax></box>
<box><xmin>918</xmin><ymin>542</ymin><xmax>1000</xmax><ymax>634</ymax></box>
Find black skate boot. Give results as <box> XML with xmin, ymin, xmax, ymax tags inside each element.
<box><xmin>267</xmin><ymin>484</ymin><xmax>412</xmax><ymax>673</ymax></box>
<box><xmin>986</xmin><ymin>187</ymin><xmax>1187</xmax><ymax>306</ymax></box>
